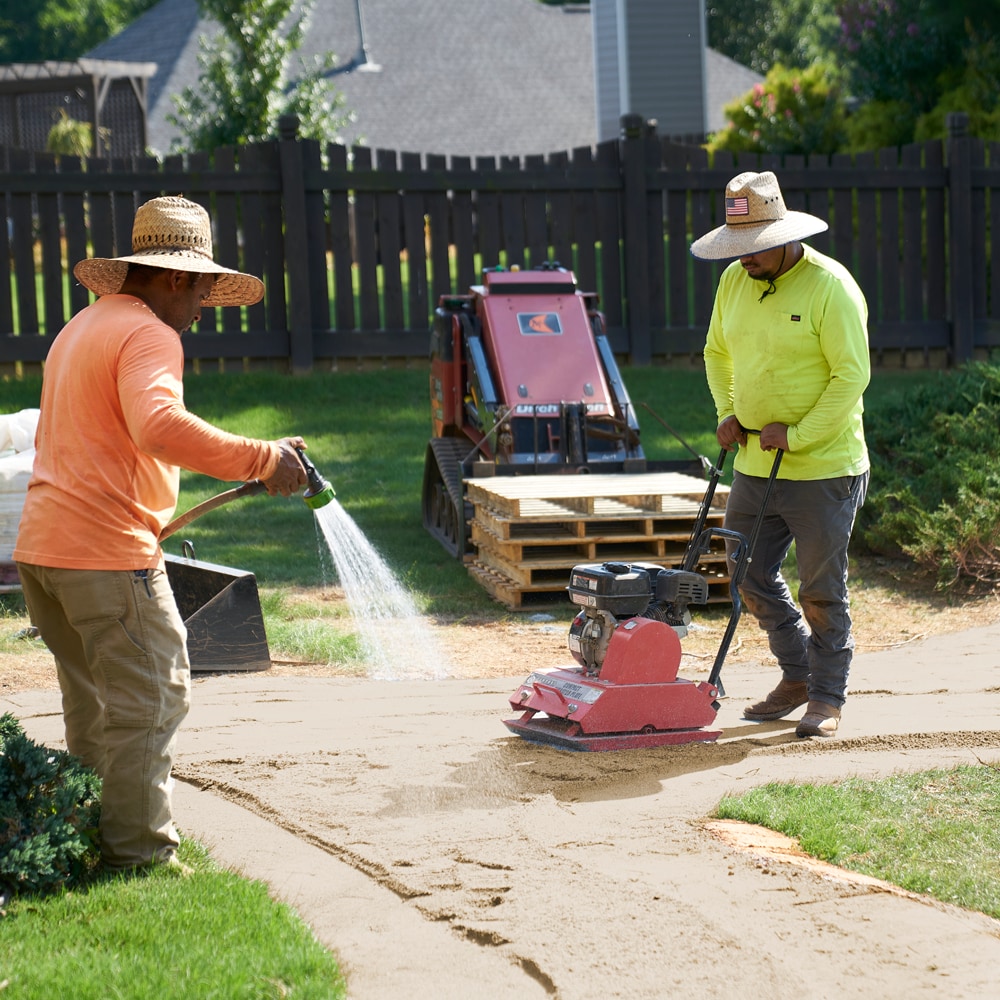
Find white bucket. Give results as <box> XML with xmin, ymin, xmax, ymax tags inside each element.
<box><xmin>0</xmin><ymin>409</ymin><xmax>40</xmax><ymax>564</ymax></box>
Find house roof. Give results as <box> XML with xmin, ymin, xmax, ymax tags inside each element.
<box><xmin>0</xmin><ymin>59</ymin><xmax>156</xmax><ymax>86</ymax></box>
<box><xmin>87</xmin><ymin>0</ymin><xmax>761</xmax><ymax>158</ymax></box>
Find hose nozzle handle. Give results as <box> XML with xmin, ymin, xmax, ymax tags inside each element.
<box><xmin>295</xmin><ymin>447</ymin><xmax>336</xmax><ymax>509</ymax></box>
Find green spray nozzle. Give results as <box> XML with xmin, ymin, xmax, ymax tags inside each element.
<box><xmin>296</xmin><ymin>447</ymin><xmax>336</xmax><ymax>509</ymax></box>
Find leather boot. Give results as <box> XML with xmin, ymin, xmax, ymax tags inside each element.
<box><xmin>796</xmin><ymin>700</ymin><xmax>842</xmax><ymax>738</ymax></box>
<box><xmin>743</xmin><ymin>677</ymin><xmax>809</xmax><ymax>722</ymax></box>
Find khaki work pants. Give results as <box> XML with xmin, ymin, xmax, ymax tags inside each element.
<box><xmin>17</xmin><ymin>563</ymin><xmax>191</xmax><ymax>868</ymax></box>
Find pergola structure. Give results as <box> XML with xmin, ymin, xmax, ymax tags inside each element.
<box><xmin>0</xmin><ymin>59</ymin><xmax>157</xmax><ymax>158</ymax></box>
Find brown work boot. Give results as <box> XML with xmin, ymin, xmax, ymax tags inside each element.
<box><xmin>743</xmin><ymin>677</ymin><xmax>809</xmax><ymax>722</ymax></box>
<box><xmin>796</xmin><ymin>701</ymin><xmax>842</xmax><ymax>738</ymax></box>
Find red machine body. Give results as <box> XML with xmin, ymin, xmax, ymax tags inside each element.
<box><xmin>458</xmin><ymin>269</ymin><xmax>616</xmax><ymax>430</ymax></box>
<box><xmin>505</xmin><ymin>617</ymin><xmax>721</xmax><ymax>751</ymax></box>
<box><xmin>423</xmin><ymin>265</ymin><xmax>661</xmax><ymax>559</ymax></box>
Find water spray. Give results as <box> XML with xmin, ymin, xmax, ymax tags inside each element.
<box><xmin>159</xmin><ymin>448</ymin><xmax>336</xmax><ymax>541</ymax></box>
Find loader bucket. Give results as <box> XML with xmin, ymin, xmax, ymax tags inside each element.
<box><xmin>164</xmin><ymin>553</ymin><xmax>271</xmax><ymax>673</ymax></box>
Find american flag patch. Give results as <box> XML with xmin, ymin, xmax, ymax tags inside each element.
<box><xmin>726</xmin><ymin>196</ymin><xmax>749</xmax><ymax>216</ymax></box>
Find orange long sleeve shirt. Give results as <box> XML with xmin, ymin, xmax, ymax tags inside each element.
<box><xmin>14</xmin><ymin>295</ymin><xmax>281</xmax><ymax>570</ymax></box>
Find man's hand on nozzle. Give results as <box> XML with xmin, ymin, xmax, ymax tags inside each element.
<box><xmin>263</xmin><ymin>437</ymin><xmax>309</xmax><ymax>496</ymax></box>
<box><xmin>716</xmin><ymin>416</ymin><xmax>747</xmax><ymax>452</ymax></box>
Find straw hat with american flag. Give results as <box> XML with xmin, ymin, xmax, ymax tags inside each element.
<box><xmin>689</xmin><ymin>170</ymin><xmax>827</xmax><ymax>261</ymax></box>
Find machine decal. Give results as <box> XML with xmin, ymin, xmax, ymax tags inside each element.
<box><xmin>513</xmin><ymin>403</ymin><xmax>563</xmax><ymax>415</ymax></box>
<box><xmin>520</xmin><ymin>673</ymin><xmax>604</xmax><ymax>704</ymax></box>
<box><xmin>518</xmin><ymin>312</ymin><xmax>562</xmax><ymax>335</ymax></box>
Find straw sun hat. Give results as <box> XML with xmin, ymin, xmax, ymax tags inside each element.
<box><xmin>73</xmin><ymin>196</ymin><xmax>264</xmax><ymax>307</ymax></box>
<box><xmin>689</xmin><ymin>171</ymin><xmax>828</xmax><ymax>261</ymax></box>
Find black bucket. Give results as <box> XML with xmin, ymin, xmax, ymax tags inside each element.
<box><xmin>165</xmin><ymin>552</ymin><xmax>271</xmax><ymax>673</ymax></box>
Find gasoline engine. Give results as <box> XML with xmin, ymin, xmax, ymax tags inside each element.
<box><xmin>567</xmin><ymin>561</ymin><xmax>709</xmax><ymax>675</ymax></box>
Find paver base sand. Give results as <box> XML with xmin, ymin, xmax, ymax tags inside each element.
<box><xmin>7</xmin><ymin>622</ymin><xmax>1000</xmax><ymax>999</ymax></box>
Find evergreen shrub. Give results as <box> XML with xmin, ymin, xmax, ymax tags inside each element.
<box><xmin>0</xmin><ymin>713</ymin><xmax>101</xmax><ymax>897</ymax></box>
<box><xmin>857</xmin><ymin>361</ymin><xmax>1000</xmax><ymax>588</ymax></box>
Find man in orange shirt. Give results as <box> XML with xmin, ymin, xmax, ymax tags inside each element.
<box><xmin>15</xmin><ymin>196</ymin><xmax>309</xmax><ymax>873</ymax></box>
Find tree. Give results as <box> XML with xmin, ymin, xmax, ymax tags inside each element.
<box><xmin>168</xmin><ymin>0</ymin><xmax>353</xmax><ymax>152</ymax></box>
<box><xmin>0</xmin><ymin>0</ymin><xmax>157</xmax><ymax>63</ymax></box>
<box><xmin>706</xmin><ymin>0</ymin><xmax>843</xmax><ymax>75</ymax></box>
<box><xmin>710</xmin><ymin>0</ymin><xmax>1000</xmax><ymax>149</ymax></box>
<box><xmin>836</xmin><ymin>0</ymin><xmax>1000</xmax><ymax>147</ymax></box>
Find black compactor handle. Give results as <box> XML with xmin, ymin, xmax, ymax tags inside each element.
<box><xmin>704</xmin><ymin>446</ymin><xmax>784</xmax><ymax>693</ymax></box>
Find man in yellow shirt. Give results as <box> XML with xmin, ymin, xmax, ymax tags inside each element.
<box><xmin>15</xmin><ymin>197</ymin><xmax>309</xmax><ymax>870</ymax></box>
<box><xmin>690</xmin><ymin>172</ymin><xmax>870</xmax><ymax>738</ymax></box>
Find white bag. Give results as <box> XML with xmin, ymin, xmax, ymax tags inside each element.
<box><xmin>0</xmin><ymin>409</ymin><xmax>40</xmax><ymax>564</ymax></box>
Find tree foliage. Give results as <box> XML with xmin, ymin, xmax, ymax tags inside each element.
<box><xmin>168</xmin><ymin>0</ymin><xmax>353</xmax><ymax>153</ymax></box>
<box><xmin>0</xmin><ymin>0</ymin><xmax>157</xmax><ymax>63</ymax></box>
<box><xmin>706</xmin><ymin>0</ymin><xmax>843</xmax><ymax>74</ymax></box>
<box><xmin>709</xmin><ymin>0</ymin><xmax>1000</xmax><ymax>150</ymax></box>
<box><xmin>708</xmin><ymin>63</ymin><xmax>846</xmax><ymax>156</ymax></box>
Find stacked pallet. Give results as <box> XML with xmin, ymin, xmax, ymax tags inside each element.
<box><xmin>465</xmin><ymin>472</ymin><xmax>730</xmax><ymax>609</ymax></box>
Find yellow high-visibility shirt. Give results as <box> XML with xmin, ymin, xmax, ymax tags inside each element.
<box><xmin>703</xmin><ymin>244</ymin><xmax>870</xmax><ymax>480</ymax></box>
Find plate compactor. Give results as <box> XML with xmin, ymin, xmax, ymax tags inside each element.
<box><xmin>503</xmin><ymin>447</ymin><xmax>783</xmax><ymax>751</ymax></box>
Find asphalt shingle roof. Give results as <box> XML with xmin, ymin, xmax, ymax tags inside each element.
<box><xmin>88</xmin><ymin>0</ymin><xmax>760</xmax><ymax>158</ymax></box>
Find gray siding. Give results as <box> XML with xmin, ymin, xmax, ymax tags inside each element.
<box><xmin>595</xmin><ymin>0</ymin><xmax>707</xmax><ymax>141</ymax></box>
<box><xmin>593</xmin><ymin>0</ymin><xmax>622</xmax><ymax>141</ymax></box>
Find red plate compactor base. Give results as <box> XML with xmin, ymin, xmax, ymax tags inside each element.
<box><xmin>505</xmin><ymin>614</ymin><xmax>721</xmax><ymax>751</ymax></box>
<box><xmin>503</xmin><ymin>447</ymin><xmax>783</xmax><ymax>752</ymax></box>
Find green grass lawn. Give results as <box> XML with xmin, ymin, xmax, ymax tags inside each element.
<box><xmin>717</xmin><ymin>764</ymin><xmax>1000</xmax><ymax>919</ymax></box>
<box><xmin>0</xmin><ymin>840</ymin><xmax>346</xmax><ymax>999</ymax></box>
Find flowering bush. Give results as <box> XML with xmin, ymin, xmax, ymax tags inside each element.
<box><xmin>708</xmin><ymin>62</ymin><xmax>846</xmax><ymax>155</ymax></box>
<box><xmin>836</xmin><ymin>0</ymin><xmax>950</xmax><ymax>110</ymax></box>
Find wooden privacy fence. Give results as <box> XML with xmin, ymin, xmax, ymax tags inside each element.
<box><xmin>1</xmin><ymin>112</ymin><xmax>998</xmax><ymax>374</ymax></box>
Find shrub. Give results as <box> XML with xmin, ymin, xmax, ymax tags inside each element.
<box><xmin>708</xmin><ymin>62</ymin><xmax>846</xmax><ymax>156</ymax></box>
<box><xmin>858</xmin><ymin>361</ymin><xmax>1000</xmax><ymax>588</ymax></box>
<box><xmin>842</xmin><ymin>99</ymin><xmax>918</xmax><ymax>152</ymax></box>
<box><xmin>0</xmin><ymin>713</ymin><xmax>101</xmax><ymax>897</ymax></box>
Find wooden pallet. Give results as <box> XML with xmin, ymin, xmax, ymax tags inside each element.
<box><xmin>464</xmin><ymin>472</ymin><xmax>731</xmax><ymax>610</ymax></box>
<box><xmin>465</xmin><ymin>472</ymin><xmax>719</xmax><ymax>519</ymax></box>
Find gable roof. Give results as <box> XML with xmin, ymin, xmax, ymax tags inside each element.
<box><xmin>88</xmin><ymin>0</ymin><xmax>761</xmax><ymax>158</ymax></box>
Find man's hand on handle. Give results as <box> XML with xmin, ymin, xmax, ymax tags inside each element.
<box><xmin>716</xmin><ymin>418</ymin><xmax>789</xmax><ymax>453</ymax></box>
<box><xmin>263</xmin><ymin>437</ymin><xmax>309</xmax><ymax>496</ymax></box>
<box><xmin>759</xmin><ymin>422</ymin><xmax>789</xmax><ymax>452</ymax></box>
<box><xmin>716</xmin><ymin>415</ymin><xmax>747</xmax><ymax>452</ymax></box>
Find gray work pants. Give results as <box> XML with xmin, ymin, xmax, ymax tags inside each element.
<box><xmin>723</xmin><ymin>469</ymin><xmax>869</xmax><ymax>707</ymax></box>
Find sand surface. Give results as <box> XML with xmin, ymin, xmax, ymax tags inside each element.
<box><xmin>5</xmin><ymin>615</ymin><xmax>1000</xmax><ymax>999</ymax></box>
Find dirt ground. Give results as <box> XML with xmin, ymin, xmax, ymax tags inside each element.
<box><xmin>5</xmin><ymin>568</ymin><xmax>1000</xmax><ymax>999</ymax></box>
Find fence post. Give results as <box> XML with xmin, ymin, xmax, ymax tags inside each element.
<box><xmin>946</xmin><ymin>112</ymin><xmax>974</xmax><ymax>364</ymax></box>
<box><xmin>278</xmin><ymin>114</ymin><xmax>314</xmax><ymax>374</ymax></box>
<box><xmin>620</xmin><ymin>113</ymin><xmax>652</xmax><ymax>364</ymax></box>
